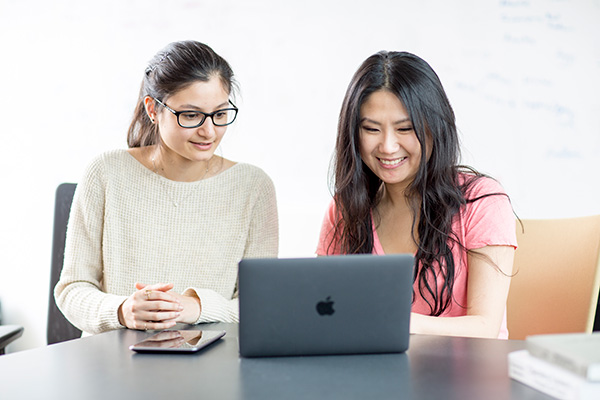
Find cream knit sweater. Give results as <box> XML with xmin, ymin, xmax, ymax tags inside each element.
<box><xmin>55</xmin><ymin>149</ymin><xmax>279</xmax><ymax>334</ymax></box>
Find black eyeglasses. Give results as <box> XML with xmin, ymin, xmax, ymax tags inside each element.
<box><xmin>153</xmin><ymin>98</ymin><xmax>238</xmax><ymax>128</ymax></box>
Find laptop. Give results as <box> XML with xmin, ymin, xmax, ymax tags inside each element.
<box><xmin>238</xmin><ymin>254</ymin><xmax>414</xmax><ymax>357</ymax></box>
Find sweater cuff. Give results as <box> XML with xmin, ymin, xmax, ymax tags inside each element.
<box><xmin>98</xmin><ymin>294</ymin><xmax>129</xmax><ymax>332</ymax></box>
<box><xmin>183</xmin><ymin>288</ymin><xmax>238</xmax><ymax>324</ymax></box>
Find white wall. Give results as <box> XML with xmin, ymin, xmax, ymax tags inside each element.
<box><xmin>1</xmin><ymin>0</ymin><xmax>599</xmax><ymax>352</ymax></box>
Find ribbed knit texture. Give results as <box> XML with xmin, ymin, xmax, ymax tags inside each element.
<box><xmin>55</xmin><ymin>149</ymin><xmax>279</xmax><ymax>334</ymax></box>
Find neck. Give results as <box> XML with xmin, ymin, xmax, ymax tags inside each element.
<box><xmin>376</xmin><ymin>183</ymin><xmax>420</xmax><ymax>237</ymax></box>
<box><xmin>150</xmin><ymin>146</ymin><xmax>212</xmax><ymax>182</ymax></box>
<box><xmin>381</xmin><ymin>182</ymin><xmax>412</xmax><ymax>211</ymax></box>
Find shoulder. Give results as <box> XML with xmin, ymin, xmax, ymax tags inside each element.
<box><xmin>459</xmin><ymin>173</ymin><xmax>507</xmax><ymax>199</ymax></box>
<box><xmin>456</xmin><ymin>173</ymin><xmax>517</xmax><ymax>248</ymax></box>
<box><xmin>458</xmin><ymin>172</ymin><xmax>512</xmax><ymax>215</ymax></box>
<box><xmin>84</xmin><ymin>149</ymin><xmax>131</xmax><ymax>174</ymax></box>
<box><xmin>229</xmin><ymin>163</ymin><xmax>271</xmax><ymax>179</ymax></box>
<box><xmin>73</xmin><ymin>151</ymin><xmax>126</xmax><ymax>207</ymax></box>
<box><xmin>324</xmin><ymin>198</ymin><xmax>340</xmax><ymax>220</ymax></box>
<box><xmin>78</xmin><ymin>149</ymin><xmax>143</xmax><ymax>192</ymax></box>
<box><xmin>211</xmin><ymin>163</ymin><xmax>277</xmax><ymax>206</ymax></box>
<box><xmin>321</xmin><ymin>198</ymin><xmax>342</xmax><ymax>234</ymax></box>
<box><xmin>226</xmin><ymin>163</ymin><xmax>275</xmax><ymax>190</ymax></box>
<box><xmin>317</xmin><ymin>198</ymin><xmax>343</xmax><ymax>255</ymax></box>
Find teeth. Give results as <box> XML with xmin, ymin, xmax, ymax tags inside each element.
<box><xmin>380</xmin><ymin>157</ymin><xmax>406</xmax><ymax>166</ymax></box>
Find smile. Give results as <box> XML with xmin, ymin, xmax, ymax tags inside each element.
<box><xmin>191</xmin><ymin>141</ymin><xmax>213</xmax><ymax>148</ymax></box>
<box><xmin>378</xmin><ymin>157</ymin><xmax>407</xmax><ymax>166</ymax></box>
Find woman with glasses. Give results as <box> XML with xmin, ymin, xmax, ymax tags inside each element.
<box><xmin>317</xmin><ymin>51</ymin><xmax>516</xmax><ymax>339</ymax></box>
<box><xmin>55</xmin><ymin>41</ymin><xmax>278</xmax><ymax>334</ymax></box>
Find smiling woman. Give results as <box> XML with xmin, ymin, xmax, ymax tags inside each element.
<box><xmin>317</xmin><ymin>51</ymin><xmax>517</xmax><ymax>339</ymax></box>
<box><xmin>358</xmin><ymin>90</ymin><xmax>428</xmax><ymax>193</ymax></box>
<box><xmin>54</xmin><ymin>41</ymin><xmax>279</xmax><ymax>335</ymax></box>
<box><xmin>138</xmin><ymin>78</ymin><xmax>235</xmax><ymax>182</ymax></box>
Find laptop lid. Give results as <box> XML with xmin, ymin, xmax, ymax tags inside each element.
<box><xmin>238</xmin><ymin>254</ymin><xmax>414</xmax><ymax>357</ymax></box>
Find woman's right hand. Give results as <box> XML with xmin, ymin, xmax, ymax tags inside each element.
<box><xmin>118</xmin><ymin>282</ymin><xmax>184</xmax><ymax>331</ymax></box>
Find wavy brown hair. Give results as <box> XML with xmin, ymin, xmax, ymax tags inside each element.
<box><xmin>331</xmin><ymin>51</ymin><xmax>504</xmax><ymax>316</ymax></box>
<box><xmin>127</xmin><ymin>40</ymin><xmax>237</xmax><ymax>148</ymax></box>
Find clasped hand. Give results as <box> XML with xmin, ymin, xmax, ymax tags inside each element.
<box><xmin>118</xmin><ymin>282</ymin><xmax>201</xmax><ymax>331</ymax></box>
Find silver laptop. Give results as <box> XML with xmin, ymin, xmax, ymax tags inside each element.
<box><xmin>238</xmin><ymin>254</ymin><xmax>414</xmax><ymax>357</ymax></box>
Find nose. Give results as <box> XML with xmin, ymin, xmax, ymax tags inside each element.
<box><xmin>197</xmin><ymin>116</ymin><xmax>217</xmax><ymax>139</ymax></box>
<box><xmin>379</xmin><ymin>129</ymin><xmax>399</xmax><ymax>154</ymax></box>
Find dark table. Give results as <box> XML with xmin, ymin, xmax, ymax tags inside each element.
<box><xmin>0</xmin><ymin>323</ymin><xmax>551</xmax><ymax>399</ymax></box>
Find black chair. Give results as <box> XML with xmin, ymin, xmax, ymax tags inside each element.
<box><xmin>47</xmin><ymin>183</ymin><xmax>82</xmax><ymax>345</ymax></box>
<box><xmin>0</xmin><ymin>325</ymin><xmax>24</xmax><ymax>355</ymax></box>
<box><xmin>0</xmin><ymin>299</ymin><xmax>24</xmax><ymax>354</ymax></box>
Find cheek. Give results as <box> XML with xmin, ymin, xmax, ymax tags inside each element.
<box><xmin>215</xmin><ymin>128</ymin><xmax>227</xmax><ymax>142</ymax></box>
<box><xmin>407</xmin><ymin>135</ymin><xmax>424</xmax><ymax>157</ymax></box>
<box><xmin>358</xmin><ymin>134</ymin><xmax>373</xmax><ymax>159</ymax></box>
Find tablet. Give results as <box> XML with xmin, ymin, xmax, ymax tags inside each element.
<box><xmin>129</xmin><ymin>329</ymin><xmax>226</xmax><ymax>353</ymax></box>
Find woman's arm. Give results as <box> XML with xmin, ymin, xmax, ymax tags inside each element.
<box><xmin>410</xmin><ymin>245</ymin><xmax>515</xmax><ymax>338</ymax></box>
<box><xmin>54</xmin><ymin>156</ymin><xmax>130</xmax><ymax>334</ymax></box>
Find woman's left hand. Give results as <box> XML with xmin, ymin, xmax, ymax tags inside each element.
<box><xmin>135</xmin><ymin>283</ymin><xmax>201</xmax><ymax>324</ymax></box>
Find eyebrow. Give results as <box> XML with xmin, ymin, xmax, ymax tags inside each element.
<box><xmin>360</xmin><ymin>117</ymin><xmax>411</xmax><ymax>125</ymax></box>
<box><xmin>178</xmin><ymin>101</ymin><xmax>230</xmax><ymax>111</ymax></box>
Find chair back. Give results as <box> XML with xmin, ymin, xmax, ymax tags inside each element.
<box><xmin>507</xmin><ymin>215</ymin><xmax>600</xmax><ymax>340</ymax></box>
<box><xmin>47</xmin><ymin>183</ymin><xmax>81</xmax><ymax>344</ymax></box>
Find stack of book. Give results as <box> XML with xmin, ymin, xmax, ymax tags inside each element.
<box><xmin>508</xmin><ymin>332</ymin><xmax>600</xmax><ymax>399</ymax></box>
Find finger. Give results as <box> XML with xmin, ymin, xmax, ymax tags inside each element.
<box><xmin>145</xmin><ymin>300</ymin><xmax>184</xmax><ymax>312</ymax></box>
<box><xmin>135</xmin><ymin>282</ymin><xmax>174</xmax><ymax>292</ymax></box>
<box><xmin>142</xmin><ymin>290</ymin><xmax>182</xmax><ymax>305</ymax></box>
<box><xmin>139</xmin><ymin>310</ymin><xmax>182</xmax><ymax>322</ymax></box>
<box><xmin>141</xmin><ymin>291</ymin><xmax>182</xmax><ymax>306</ymax></box>
<box><xmin>133</xmin><ymin>317</ymin><xmax>178</xmax><ymax>331</ymax></box>
<box><xmin>143</xmin><ymin>282</ymin><xmax>174</xmax><ymax>292</ymax></box>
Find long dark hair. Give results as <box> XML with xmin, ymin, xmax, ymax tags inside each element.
<box><xmin>127</xmin><ymin>40</ymin><xmax>237</xmax><ymax>148</ymax></box>
<box><xmin>332</xmin><ymin>51</ymin><xmax>493</xmax><ymax>316</ymax></box>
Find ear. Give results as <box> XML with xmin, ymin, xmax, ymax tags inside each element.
<box><xmin>143</xmin><ymin>96</ymin><xmax>157</xmax><ymax>123</ymax></box>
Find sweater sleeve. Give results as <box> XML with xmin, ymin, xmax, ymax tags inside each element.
<box><xmin>54</xmin><ymin>156</ymin><xmax>128</xmax><ymax>334</ymax></box>
<box><xmin>184</xmin><ymin>168</ymin><xmax>279</xmax><ymax>323</ymax></box>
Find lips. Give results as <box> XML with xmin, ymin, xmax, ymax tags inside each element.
<box><xmin>191</xmin><ymin>141</ymin><xmax>213</xmax><ymax>150</ymax></box>
<box><xmin>378</xmin><ymin>156</ymin><xmax>407</xmax><ymax>166</ymax></box>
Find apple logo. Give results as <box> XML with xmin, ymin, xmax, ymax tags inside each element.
<box><xmin>316</xmin><ymin>296</ymin><xmax>335</xmax><ymax>316</ymax></box>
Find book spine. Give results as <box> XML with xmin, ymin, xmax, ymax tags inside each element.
<box><xmin>508</xmin><ymin>350</ymin><xmax>600</xmax><ymax>400</ymax></box>
<box><xmin>527</xmin><ymin>341</ymin><xmax>595</xmax><ymax>381</ymax></box>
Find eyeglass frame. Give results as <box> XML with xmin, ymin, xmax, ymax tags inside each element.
<box><xmin>152</xmin><ymin>97</ymin><xmax>238</xmax><ymax>128</ymax></box>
